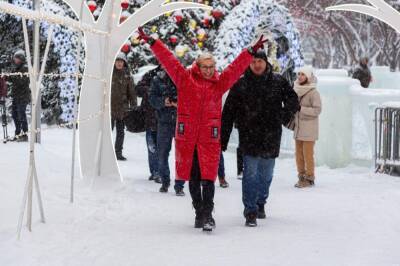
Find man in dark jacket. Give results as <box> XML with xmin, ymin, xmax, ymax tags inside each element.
<box><xmin>352</xmin><ymin>57</ymin><xmax>372</xmax><ymax>88</ymax></box>
<box><xmin>8</xmin><ymin>50</ymin><xmax>30</xmax><ymax>142</ymax></box>
<box><xmin>111</xmin><ymin>53</ymin><xmax>137</xmax><ymax>161</ymax></box>
<box><xmin>149</xmin><ymin>67</ymin><xmax>185</xmax><ymax>196</ymax></box>
<box><xmin>135</xmin><ymin>67</ymin><xmax>160</xmax><ymax>182</ymax></box>
<box><xmin>221</xmin><ymin>50</ymin><xmax>299</xmax><ymax>227</ymax></box>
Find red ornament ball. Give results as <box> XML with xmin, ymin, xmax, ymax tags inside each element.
<box><xmin>211</xmin><ymin>9</ymin><xmax>223</xmax><ymax>19</ymax></box>
<box><xmin>174</xmin><ymin>15</ymin><xmax>183</xmax><ymax>23</ymax></box>
<box><xmin>121</xmin><ymin>0</ymin><xmax>129</xmax><ymax>9</ymax></box>
<box><xmin>88</xmin><ymin>1</ymin><xmax>97</xmax><ymax>13</ymax></box>
<box><xmin>121</xmin><ymin>43</ymin><xmax>131</xmax><ymax>53</ymax></box>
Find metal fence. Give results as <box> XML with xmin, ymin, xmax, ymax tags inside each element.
<box><xmin>375</xmin><ymin>107</ymin><xmax>400</xmax><ymax>175</ymax></box>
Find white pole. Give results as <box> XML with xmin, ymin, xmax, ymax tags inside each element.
<box><xmin>33</xmin><ymin>0</ymin><xmax>41</xmax><ymax>144</ymax></box>
<box><xmin>70</xmin><ymin>1</ymin><xmax>85</xmax><ymax>203</ymax></box>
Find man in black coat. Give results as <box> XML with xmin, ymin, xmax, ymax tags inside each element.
<box><xmin>8</xmin><ymin>50</ymin><xmax>31</xmax><ymax>142</ymax></box>
<box><xmin>135</xmin><ymin>67</ymin><xmax>159</xmax><ymax>181</ymax></box>
<box><xmin>221</xmin><ymin>50</ymin><xmax>299</xmax><ymax>227</ymax></box>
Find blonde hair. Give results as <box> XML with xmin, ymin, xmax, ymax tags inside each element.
<box><xmin>196</xmin><ymin>52</ymin><xmax>216</xmax><ymax>65</ymax></box>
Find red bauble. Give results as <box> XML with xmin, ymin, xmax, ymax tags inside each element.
<box><xmin>202</xmin><ymin>18</ymin><xmax>210</xmax><ymax>27</ymax></box>
<box><xmin>88</xmin><ymin>1</ymin><xmax>97</xmax><ymax>13</ymax></box>
<box><xmin>121</xmin><ymin>43</ymin><xmax>131</xmax><ymax>53</ymax></box>
<box><xmin>121</xmin><ymin>0</ymin><xmax>129</xmax><ymax>9</ymax></box>
<box><xmin>211</xmin><ymin>9</ymin><xmax>223</xmax><ymax>19</ymax></box>
<box><xmin>175</xmin><ymin>15</ymin><xmax>183</xmax><ymax>23</ymax></box>
<box><xmin>169</xmin><ymin>36</ymin><xmax>178</xmax><ymax>44</ymax></box>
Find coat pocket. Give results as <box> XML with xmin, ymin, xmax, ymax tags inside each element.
<box><xmin>175</xmin><ymin>114</ymin><xmax>193</xmax><ymax>141</ymax></box>
<box><xmin>200</xmin><ymin>118</ymin><xmax>220</xmax><ymax>143</ymax></box>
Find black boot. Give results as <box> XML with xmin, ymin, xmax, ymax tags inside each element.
<box><xmin>116</xmin><ymin>153</ymin><xmax>127</xmax><ymax>161</ymax></box>
<box><xmin>245</xmin><ymin>213</ymin><xmax>257</xmax><ymax>227</ymax></box>
<box><xmin>257</xmin><ymin>204</ymin><xmax>266</xmax><ymax>219</ymax></box>
<box><xmin>175</xmin><ymin>187</ymin><xmax>185</xmax><ymax>196</ymax></box>
<box><xmin>193</xmin><ymin>201</ymin><xmax>204</xmax><ymax>228</ymax></box>
<box><xmin>201</xmin><ymin>180</ymin><xmax>215</xmax><ymax>231</ymax></box>
<box><xmin>16</xmin><ymin>134</ymin><xmax>28</xmax><ymax>142</ymax></box>
<box><xmin>159</xmin><ymin>183</ymin><xmax>169</xmax><ymax>193</ymax></box>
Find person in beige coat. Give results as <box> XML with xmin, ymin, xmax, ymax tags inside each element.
<box><xmin>293</xmin><ymin>66</ymin><xmax>321</xmax><ymax>188</ymax></box>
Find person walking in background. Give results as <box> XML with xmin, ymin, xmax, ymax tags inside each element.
<box><xmin>221</xmin><ymin>51</ymin><xmax>298</xmax><ymax>227</ymax></box>
<box><xmin>8</xmin><ymin>50</ymin><xmax>30</xmax><ymax>142</ymax></box>
<box><xmin>135</xmin><ymin>66</ymin><xmax>160</xmax><ymax>181</ymax></box>
<box><xmin>352</xmin><ymin>57</ymin><xmax>372</xmax><ymax>88</ymax></box>
<box><xmin>149</xmin><ymin>66</ymin><xmax>186</xmax><ymax>196</ymax></box>
<box><xmin>138</xmin><ymin>27</ymin><xmax>266</xmax><ymax>232</ymax></box>
<box><xmin>293</xmin><ymin>66</ymin><xmax>322</xmax><ymax>188</ymax></box>
<box><xmin>111</xmin><ymin>53</ymin><xmax>137</xmax><ymax>161</ymax></box>
<box><xmin>217</xmin><ymin>152</ymin><xmax>229</xmax><ymax>188</ymax></box>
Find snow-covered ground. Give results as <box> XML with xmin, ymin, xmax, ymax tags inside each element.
<box><xmin>1</xmin><ymin>129</ymin><xmax>400</xmax><ymax>266</ymax></box>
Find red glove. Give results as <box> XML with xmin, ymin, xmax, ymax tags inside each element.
<box><xmin>137</xmin><ymin>27</ymin><xmax>156</xmax><ymax>46</ymax></box>
<box><xmin>248</xmin><ymin>35</ymin><xmax>268</xmax><ymax>55</ymax></box>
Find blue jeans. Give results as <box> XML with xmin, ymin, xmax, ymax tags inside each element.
<box><xmin>242</xmin><ymin>155</ymin><xmax>275</xmax><ymax>216</ymax></box>
<box><xmin>146</xmin><ymin>129</ymin><xmax>159</xmax><ymax>177</ymax></box>
<box><xmin>11</xmin><ymin>102</ymin><xmax>28</xmax><ymax>135</ymax></box>
<box><xmin>157</xmin><ymin>122</ymin><xmax>184</xmax><ymax>190</ymax></box>
<box><xmin>218</xmin><ymin>152</ymin><xmax>225</xmax><ymax>178</ymax></box>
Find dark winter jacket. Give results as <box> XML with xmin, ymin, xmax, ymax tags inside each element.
<box><xmin>8</xmin><ymin>63</ymin><xmax>30</xmax><ymax>104</ymax></box>
<box><xmin>352</xmin><ymin>64</ymin><xmax>372</xmax><ymax>88</ymax></box>
<box><xmin>0</xmin><ymin>77</ymin><xmax>6</xmax><ymax>99</ymax></box>
<box><xmin>149</xmin><ymin>69</ymin><xmax>177</xmax><ymax>126</ymax></box>
<box><xmin>111</xmin><ymin>67</ymin><xmax>137</xmax><ymax>120</ymax></box>
<box><xmin>221</xmin><ymin>66</ymin><xmax>299</xmax><ymax>159</ymax></box>
<box><xmin>135</xmin><ymin>68</ymin><xmax>158</xmax><ymax>131</ymax></box>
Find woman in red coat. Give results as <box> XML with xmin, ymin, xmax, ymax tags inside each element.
<box><xmin>138</xmin><ymin>28</ymin><xmax>266</xmax><ymax>231</ymax></box>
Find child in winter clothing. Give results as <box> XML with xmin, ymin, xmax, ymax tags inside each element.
<box><xmin>293</xmin><ymin>66</ymin><xmax>322</xmax><ymax>188</ymax></box>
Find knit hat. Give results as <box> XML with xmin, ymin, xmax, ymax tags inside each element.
<box><xmin>115</xmin><ymin>52</ymin><xmax>128</xmax><ymax>64</ymax></box>
<box><xmin>253</xmin><ymin>49</ymin><xmax>268</xmax><ymax>63</ymax></box>
<box><xmin>13</xmin><ymin>49</ymin><xmax>26</xmax><ymax>62</ymax></box>
<box><xmin>297</xmin><ymin>65</ymin><xmax>314</xmax><ymax>81</ymax></box>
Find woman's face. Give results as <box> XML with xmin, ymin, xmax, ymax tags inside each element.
<box><xmin>115</xmin><ymin>60</ymin><xmax>125</xmax><ymax>70</ymax></box>
<box><xmin>297</xmin><ymin>72</ymin><xmax>308</xmax><ymax>84</ymax></box>
<box><xmin>198</xmin><ymin>58</ymin><xmax>215</xmax><ymax>79</ymax></box>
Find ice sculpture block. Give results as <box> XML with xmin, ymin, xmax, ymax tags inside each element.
<box><xmin>315</xmin><ymin>76</ymin><xmax>358</xmax><ymax>168</ymax></box>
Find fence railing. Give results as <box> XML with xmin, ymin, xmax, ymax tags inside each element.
<box><xmin>375</xmin><ymin>107</ymin><xmax>400</xmax><ymax>175</ymax></box>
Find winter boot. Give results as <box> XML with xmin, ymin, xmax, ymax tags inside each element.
<box><xmin>154</xmin><ymin>176</ymin><xmax>162</xmax><ymax>184</ymax></box>
<box><xmin>245</xmin><ymin>213</ymin><xmax>257</xmax><ymax>227</ymax></box>
<box><xmin>159</xmin><ymin>183</ymin><xmax>169</xmax><ymax>193</ymax></box>
<box><xmin>294</xmin><ymin>175</ymin><xmax>305</xmax><ymax>188</ymax></box>
<box><xmin>295</xmin><ymin>178</ymin><xmax>314</xmax><ymax>188</ymax></box>
<box><xmin>17</xmin><ymin>134</ymin><xmax>28</xmax><ymax>142</ymax></box>
<box><xmin>202</xmin><ymin>215</ymin><xmax>216</xmax><ymax>232</ymax></box>
<box><xmin>175</xmin><ymin>187</ymin><xmax>185</xmax><ymax>197</ymax></box>
<box><xmin>218</xmin><ymin>176</ymin><xmax>229</xmax><ymax>188</ymax></box>
<box><xmin>257</xmin><ymin>204</ymin><xmax>266</xmax><ymax>219</ymax></box>
<box><xmin>193</xmin><ymin>202</ymin><xmax>204</xmax><ymax>228</ymax></box>
<box><xmin>116</xmin><ymin>153</ymin><xmax>127</xmax><ymax>161</ymax></box>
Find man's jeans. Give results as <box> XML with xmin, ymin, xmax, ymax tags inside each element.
<box><xmin>157</xmin><ymin>122</ymin><xmax>184</xmax><ymax>190</ymax></box>
<box><xmin>146</xmin><ymin>129</ymin><xmax>159</xmax><ymax>177</ymax></box>
<box><xmin>11</xmin><ymin>102</ymin><xmax>28</xmax><ymax>135</ymax></box>
<box><xmin>242</xmin><ymin>155</ymin><xmax>275</xmax><ymax>216</ymax></box>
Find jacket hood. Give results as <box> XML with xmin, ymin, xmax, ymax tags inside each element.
<box><xmin>190</xmin><ymin>61</ymin><xmax>219</xmax><ymax>82</ymax></box>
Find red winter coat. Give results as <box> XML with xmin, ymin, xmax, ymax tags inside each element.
<box><xmin>151</xmin><ymin>40</ymin><xmax>253</xmax><ymax>181</ymax></box>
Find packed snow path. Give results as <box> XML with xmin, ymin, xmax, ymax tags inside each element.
<box><xmin>1</xmin><ymin>129</ymin><xmax>400</xmax><ymax>266</ymax></box>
